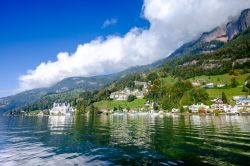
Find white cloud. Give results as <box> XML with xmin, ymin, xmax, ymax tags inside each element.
<box><xmin>18</xmin><ymin>0</ymin><xmax>250</xmax><ymax>92</ymax></box>
<box><xmin>102</xmin><ymin>18</ymin><xmax>118</xmax><ymax>28</ymax></box>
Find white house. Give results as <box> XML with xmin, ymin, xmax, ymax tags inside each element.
<box><xmin>217</xmin><ymin>84</ymin><xmax>225</xmax><ymax>88</ymax></box>
<box><xmin>110</xmin><ymin>91</ymin><xmax>128</xmax><ymax>100</ymax></box>
<box><xmin>50</xmin><ymin>103</ymin><xmax>75</xmax><ymax>116</ymax></box>
<box><xmin>233</xmin><ymin>96</ymin><xmax>250</xmax><ymax>101</ymax></box>
<box><xmin>223</xmin><ymin>105</ymin><xmax>241</xmax><ymax>113</ymax></box>
<box><xmin>202</xmin><ymin>83</ymin><xmax>215</xmax><ymax>88</ymax></box>
<box><xmin>235</xmin><ymin>98</ymin><xmax>250</xmax><ymax>109</ymax></box>
<box><xmin>189</xmin><ymin>103</ymin><xmax>209</xmax><ymax>113</ymax></box>
<box><xmin>210</xmin><ymin>98</ymin><xmax>227</xmax><ymax>112</ymax></box>
<box><xmin>171</xmin><ymin>108</ymin><xmax>179</xmax><ymax>113</ymax></box>
<box><xmin>192</xmin><ymin>82</ymin><xmax>201</xmax><ymax>87</ymax></box>
<box><xmin>233</xmin><ymin>96</ymin><xmax>250</xmax><ymax>111</ymax></box>
<box><xmin>110</xmin><ymin>82</ymin><xmax>148</xmax><ymax>100</ymax></box>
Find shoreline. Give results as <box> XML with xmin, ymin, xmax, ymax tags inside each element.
<box><xmin>3</xmin><ymin>112</ymin><xmax>250</xmax><ymax>117</ymax></box>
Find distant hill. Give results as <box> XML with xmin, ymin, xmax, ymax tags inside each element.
<box><xmin>0</xmin><ymin>65</ymin><xmax>153</xmax><ymax>113</ymax></box>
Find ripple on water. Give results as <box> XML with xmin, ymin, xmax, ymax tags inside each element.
<box><xmin>0</xmin><ymin>115</ymin><xmax>250</xmax><ymax>165</ymax></box>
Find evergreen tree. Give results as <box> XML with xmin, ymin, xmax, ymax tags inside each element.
<box><xmin>222</xmin><ymin>92</ymin><xmax>229</xmax><ymax>104</ymax></box>
<box><xmin>231</xmin><ymin>77</ymin><xmax>238</xmax><ymax>88</ymax></box>
<box><xmin>127</xmin><ymin>95</ymin><xmax>137</xmax><ymax>102</ymax></box>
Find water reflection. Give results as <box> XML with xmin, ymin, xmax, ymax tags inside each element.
<box><xmin>0</xmin><ymin>114</ymin><xmax>249</xmax><ymax>165</ymax></box>
<box><xmin>48</xmin><ymin>116</ymin><xmax>74</xmax><ymax>135</ymax></box>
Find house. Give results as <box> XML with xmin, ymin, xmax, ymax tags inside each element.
<box><xmin>110</xmin><ymin>81</ymin><xmax>149</xmax><ymax>100</ymax></box>
<box><xmin>145</xmin><ymin>101</ymin><xmax>154</xmax><ymax>111</ymax></box>
<box><xmin>171</xmin><ymin>108</ymin><xmax>179</xmax><ymax>113</ymax></box>
<box><xmin>144</xmin><ymin>101</ymin><xmax>158</xmax><ymax>112</ymax></box>
<box><xmin>192</xmin><ymin>82</ymin><xmax>201</xmax><ymax>87</ymax></box>
<box><xmin>134</xmin><ymin>81</ymin><xmax>148</xmax><ymax>89</ymax></box>
<box><xmin>202</xmin><ymin>83</ymin><xmax>215</xmax><ymax>88</ymax></box>
<box><xmin>217</xmin><ymin>84</ymin><xmax>225</xmax><ymax>88</ymax></box>
<box><xmin>99</xmin><ymin>109</ymin><xmax>109</xmax><ymax>114</ymax></box>
<box><xmin>223</xmin><ymin>105</ymin><xmax>241</xmax><ymax>113</ymax></box>
<box><xmin>211</xmin><ymin>98</ymin><xmax>227</xmax><ymax>112</ymax></box>
<box><xmin>134</xmin><ymin>90</ymin><xmax>144</xmax><ymax>99</ymax></box>
<box><xmin>145</xmin><ymin>101</ymin><xmax>151</xmax><ymax>107</ymax></box>
<box><xmin>38</xmin><ymin>111</ymin><xmax>44</xmax><ymax>116</ymax></box>
<box><xmin>50</xmin><ymin>103</ymin><xmax>75</xmax><ymax>116</ymax></box>
<box><xmin>233</xmin><ymin>96</ymin><xmax>250</xmax><ymax>101</ymax></box>
<box><xmin>233</xmin><ymin>96</ymin><xmax>250</xmax><ymax>110</ymax></box>
<box><xmin>235</xmin><ymin>98</ymin><xmax>250</xmax><ymax>110</ymax></box>
<box><xmin>189</xmin><ymin>103</ymin><xmax>209</xmax><ymax>113</ymax></box>
<box><xmin>110</xmin><ymin>91</ymin><xmax>128</xmax><ymax>100</ymax></box>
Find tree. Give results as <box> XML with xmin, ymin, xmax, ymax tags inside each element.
<box><xmin>229</xmin><ymin>70</ymin><xmax>239</xmax><ymax>76</ymax></box>
<box><xmin>242</xmin><ymin>81</ymin><xmax>250</xmax><ymax>95</ymax></box>
<box><xmin>180</xmin><ymin>92</ymin><xmax>192</xmax><ymax>106</ymax></box>
<box><xmin>222</xmin><ymin>92</ymin><xmax>229</xmax><ymax>104</ymax></box>
<box><xmin>127</xmin><ymin>95</ymin><xmax>137</xmax><ymax>102</ymax></box>
<box><xmin>161</xmin><ymin>96</ymin><xmax>175</xmax><ymax>112</ymax></box>
<box><xmin>127</xmin><ymin>82</ymin><xmax>135</xmax><ymax>90</ymax></box>
<box><xmin>188</xmin><ymin>88</ymin><xmax>210</xmax><ymax>105</ymax></box>
<box><xmin>231</xmin><ymin>77</ymin><xmax>239</xmax><ymax>88</ymax></box>
<box><xmin>89</xmin><ymin>104</ymin><xmax>98</xmax><ymax>114</ymax></box>
<box><xmin>146</xmin><ymin>73</ymin><xmax>158</xmax><ymax>82</ymax></box>
<box><xmin>153</xmin><ymin>102</ymin><xmax>159</xmax><ymax>111</ymax></box>
<box><xmin>246</xmin><ymin>80</ymin><xmax>250</xmax><ymax>89</ymax></box>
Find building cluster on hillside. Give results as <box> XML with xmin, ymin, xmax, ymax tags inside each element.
<box><xmin>191</xmin><ymin>79</ymin><xmax>225</xmax><ymax>88</ymax></box>
<box><xmin>202</xmin><ymin>83</ymin><xmax>226</xmax><ymax>88</ymax></box>
<box><xmin>172</xmin><ymin>96</ymin><xmax>250</xmax><ymax>114</ymax></box>
<box><xmin>110</xmin><ymin>81</ymin><xmax>148</xmax><ymax>100</ymax></box>
<box><xmin>234</xmin><ymin>58</ymin><xmax>250</xmax><ymax>65</ymax></box>
<box><xmin>49</xmin><ymin>103</ymin><xmax>76</xmax><ymax>116</ymax></box>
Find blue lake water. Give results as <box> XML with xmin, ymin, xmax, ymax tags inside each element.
<box><xmin>0</xmin><ymin>114</ymin><xmax>249</xmax><ymax>166</ymax></box>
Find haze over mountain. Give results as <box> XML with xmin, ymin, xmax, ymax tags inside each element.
<box><xmin>17</xmin><ymin>0</ymin><xmax>250</xmax><ymax>92</ymax></box>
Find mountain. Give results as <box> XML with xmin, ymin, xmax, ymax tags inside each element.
<box><xmin>168</xmin><ymin>8</ymin><xmax>250</xmax><ymax>59</ymax></box>
<box><xmin>0</xmin><ymin>66</ymin><xmax>154</xmax><ymax>113</ymax></box>
<box><xmin>163</xmin><ymin>27</ymin><xmax>250</xmax><ymax>79</ymax></box>
<box><xmin>1</xmin><ymin>8</ymin><xmax>250</xmax><ymax>113</ymax></box>
<box><xmin>227</xmin><ymin>8</ymin><xmax>250</xmax><ymax>40</ymax></box>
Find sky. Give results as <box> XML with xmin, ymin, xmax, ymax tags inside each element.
<box><xmin>0</xmin><ymin>0</ymin><xmax>148</xmax><ymax>97</ymax></box>
<box><xmin>0</xmin><ymin>0</ymin><xmax>250</xmax><ymax>97</ymax></box>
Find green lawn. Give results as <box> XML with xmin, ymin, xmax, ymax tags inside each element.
<box><xmin>189</xmin><ymin>73</ymin><xmax>249</xmax><ymax>85</ymax></box>
<box><xmin>94</xmin><ymin>99</ymin><xmax>146</xmax><ymax>110</ymax></box>
<box><xmin>188</xmin><ymin>73</ymin><xmax>249</xmax><ymax>104</ymax></box>
<box><xmin>206</xmin><ymin>87</ymin><xmax>247</xmax><ymax>104</ymax></box>
<box><xmin>162</xmin><ymin>73</ymin><xmax>249</xmax><ymax>85</ymax></box>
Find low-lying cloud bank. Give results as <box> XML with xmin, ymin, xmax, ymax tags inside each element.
<box><xmin>19</xmin><ymin>0</ymin><xmax>250</xmax><ymax>91</ymax></box>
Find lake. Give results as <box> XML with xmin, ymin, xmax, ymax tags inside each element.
<box><xmin>0</xmin><ymin>114</ymin><xmax>249</xmax><ymax>166</ymax></box>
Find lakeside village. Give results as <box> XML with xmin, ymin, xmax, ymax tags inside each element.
<box><xmin>27</xmin><ymin>79</ymin><xmax>250</xmax><ymax>116</ymax></box>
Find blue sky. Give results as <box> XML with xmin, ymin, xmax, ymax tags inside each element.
<box><xmin>0</xmin><ymin>0</ymin><xmax>148</xmax><ymax>97</ymax></box>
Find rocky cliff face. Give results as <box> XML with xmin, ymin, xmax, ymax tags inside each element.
<box><xmin>200</xmin><ymin>26</ymin><xmax>228</xmax><ymax>43</ymax></box>
<box><xmin>169</xmin><ymin>8</ymin><xmax>250</xmax><ymax>60</ymax></box>
<box><xmin>201</xmin><ymin>9</ymin><xmax>250</xmax><ymax>43</ymax></box>
<box><xmin>226</xmin><ymin>8</ymin><xmax>250</xmax><ymax>40</ymax></box>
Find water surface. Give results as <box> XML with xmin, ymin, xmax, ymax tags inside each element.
<box><xmin>0</xmin><ymin>114</ymin><xmax>249</xmax><ymax>165</ymax></box>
